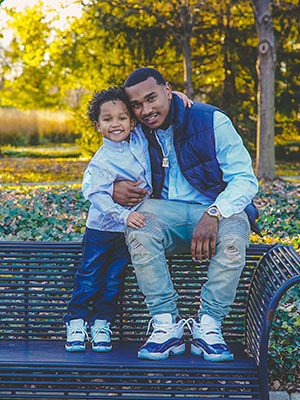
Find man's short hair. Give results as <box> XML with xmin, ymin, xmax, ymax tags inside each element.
<box><xmin>124</xmin><ymin>67</ymin><xmax>166</xmax><ymax>88</ymax></box>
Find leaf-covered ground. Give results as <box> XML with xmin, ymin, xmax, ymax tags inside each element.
<box><xmin>0</xmin><ymin>179</ymin><xmax>299</xmax><ymax>250</ymax></box>
<box><xmin>0</xmin><ymin>157</ymin><xmax>299</xmax><ymax>184</ymax></box>
<box><xmin>252</xmin><ymin>179</ymin><xmax>300</xmax><ymax>251</ymax></box>
<box><xmin>0</xmin><ymin>158</ymin><xmax>88</xmax><ymax>183</ymax></box>
<box><xmin>0</xmin><ymin>184</ymin><xmax>87</xmax><ymax>240</ymax></box>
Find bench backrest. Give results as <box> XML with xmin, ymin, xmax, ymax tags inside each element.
<box><xmin>0</xmin><ymin>241</ymin><xmax>272</xmax><ymax>342</ymax></box>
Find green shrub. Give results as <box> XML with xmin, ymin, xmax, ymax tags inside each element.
<box><xmin>269</xmin><ymin>285</ymin><xmax>300</xmax><ymax>392</ymax></box>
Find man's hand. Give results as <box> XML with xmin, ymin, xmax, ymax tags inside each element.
<box><xmin>126</xmin><ymin>211</ymin><xmax>145</xmax><ymax>229</ymax></box>
<box><xmin>113</xmin><ymin>180</ymin><xmax>149</xmax><ymax>207</ymax></box>
<box><xmin>191</xmin><ymin>213</ymin><xmax>219</xmax><ymax>263</ymax></box>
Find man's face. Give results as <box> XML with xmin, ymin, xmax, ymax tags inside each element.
<box><xmin>125</xmin><ymin>77</ymin><xmax>172</xmax><ymax>130</ymax></box>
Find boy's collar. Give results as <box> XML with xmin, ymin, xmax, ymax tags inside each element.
<box><xmin>103</xmin><ymin>136</ymin><xmax>130</xmax><ymax>149</ymax></box>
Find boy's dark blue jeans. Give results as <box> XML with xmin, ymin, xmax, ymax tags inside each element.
<box><xmin>64</xmin><ymin>227</ymin><xmax>130</xmax><ymax>324</ymax></box>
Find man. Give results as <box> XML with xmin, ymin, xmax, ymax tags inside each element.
<box><xmin>113</xmin><ymin>67</ymin><xmax>259</xmax><ymax>362</ymax></box>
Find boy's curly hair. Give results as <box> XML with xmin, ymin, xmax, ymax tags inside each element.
<box><xmin>87</xmin><ymin>86</ymin><xmax>134</xmax><ymax>124</ymax></box>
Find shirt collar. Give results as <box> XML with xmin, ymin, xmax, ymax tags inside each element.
<box><xmin>102</xmin><ymin>136</ymin><xmax>130</xmax><ymax>150</ymax></box>
<box><xmin>156</xmin><ymin>125</ymin><xmax>173</xmax><ymax>137</ymax></box>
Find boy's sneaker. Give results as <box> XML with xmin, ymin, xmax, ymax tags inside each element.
<box><xmin>65</xmin><ymin>318</ymin><xmax>88</xmax><ymax>352</ymax></box>
<box><xmin>137</xmin><ymin>313</ymin><xmax>186</xmax><ymax>360</ymax></box>
<box><xmin>189</xmin><ymin>315</ymin><xmax>234</xmax><ymax>362</ymax></box>
<box><xmin>90</xmin><ymin>320</ymin><xmax>112</xmax><ymax>352</ymax></box>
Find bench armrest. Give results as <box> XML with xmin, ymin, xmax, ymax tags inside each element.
<box><xmin>245</xmin><ymin>245</ymin><xmax>300</xmax><ymax>397</ymax></box>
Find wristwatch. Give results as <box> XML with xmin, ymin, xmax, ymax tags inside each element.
<box><xmin>205</xmin><ymin>206</ymin><xmax>222</xmax><ymax>221</ymax></box>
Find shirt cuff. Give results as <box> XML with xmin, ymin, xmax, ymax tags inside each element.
<box><xmin>119</xmin><ymin>209</ymin><xmax>132</xmax><ymax>227</ymax></box>
<box><xmin>213</xmin><ymin>199</ymin><xmax>234</xmax><ymax>219</ymax></box>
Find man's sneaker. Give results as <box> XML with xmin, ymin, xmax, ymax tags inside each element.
<box><xmin>65</xmin><ymin>318</ymin><xmax>88</xmax><ymax>352</ymax></box>
<box><xmin>189</xmin><ymin>315</ymin><xmax>234</xmax><ymax>362</ymax></box>
<box><xmin>137</xmin><ymin>313</ymin><xmax>186</xmax><ymax>360</ymax></box>
<box><xmin>90</xmin><ymin>320</ymin><xmax>112</xmax><ymax>352</ymax></box>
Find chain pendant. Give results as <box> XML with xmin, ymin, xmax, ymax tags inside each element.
<box><xmin>162</xmin><ymin>157</ymin><xmax>169</xmax><ymax>168</ymax></box>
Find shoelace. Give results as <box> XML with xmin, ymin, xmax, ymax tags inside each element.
<box><xmin>185</xmin><ymin>317</ymin><xmax>225</xmax><ymax>344</ymax></box>
<box><xmin>146</xmin><ymin>317</ymin><xmax>192</xmax><ymax>341</ymax></box>
<box><xmin>145</xmin><ymin>317</ymin><xmax>226</xmax><ymax>344</ymax></box>
<box><xmin>68</xmin><ymin>325</ymin><xmax>89</xmax><ymax>341</ymax></box>
<box><xmin>90</xmin><ymin>326</ymin><xmax>112</xmax><ymax>343</ymax></box>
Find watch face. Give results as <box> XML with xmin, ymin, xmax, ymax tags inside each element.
<box><xmin>207</xmin><ymin>207</ymin><xmax>220</xmax><ymax>219</ymax></box>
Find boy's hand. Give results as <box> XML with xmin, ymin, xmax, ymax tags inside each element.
<box><xmin>127</xmin><ymin>211</ymin><xmax>145</xmax><ymax>229</ymax></box>
<box><xmin>113</xmin><ymin>180</ymin><xmax>149</xmax><ymax>207</ymax></box>
<box><xmin>172</xmin><ymin>91</ymin><xmax>193</xmax><ymax>108</ymax></box>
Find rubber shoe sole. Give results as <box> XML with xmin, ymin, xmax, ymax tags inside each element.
<box><xmin>92</xmin><ymin>343</ymin><xmax>112</xmax><ymax>352</ymax></box>
<box><xmin>138</xmin><ymin>343</ymin><xmax>185</xmax><ymax>360</ymax></box>
<box><xmin>65</xmin><ymin>343</ymin><xmax>85</xmax><ymax>352</ymax></box>
<box><xmin>191</xmin><ymin>343</ymin><xmax>234</xmax><ymax>362</ymax></box>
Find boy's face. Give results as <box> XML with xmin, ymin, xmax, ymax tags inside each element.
<box><xmin>125</xmin><ymin>77</ymin><xmax>172</xmax><ymax>130</ymax></box>
<box><xmin>96</xmin><ymin>100</ymin><xmax>135</xmax><ymax>142</ymax></box>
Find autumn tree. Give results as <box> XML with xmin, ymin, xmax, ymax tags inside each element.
<box><xmin>1</xmin><ymin>0</ymin><xmax>299</xmax><ymax>160</ymax></box>
<box><xmin>272</xmin><ymin>0</ymin><xmax>300</xmax><ymax>156</ymax></box>
<box><xmin>82</xmin><ymin>0</ymin><xmax>204</xmax><ymax>97</ymax></box>
<box><xmin>1</xmin><ymin>5</ymin><xmax>58</xmax><ymax>109</ymax></box>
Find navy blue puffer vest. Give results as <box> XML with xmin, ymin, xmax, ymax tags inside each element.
<box><xmin>142</xmin><ymin>95</ymin><xmax>261</xmax><ymax>235</ymax></box>
<box><xmin>143</xmin><ymin>95</ymin><xmax>226</xmax><ymax>200</ymax></box>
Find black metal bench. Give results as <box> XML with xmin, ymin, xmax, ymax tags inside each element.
<box><xmin>0</xmin><ymin>241</ymin><xmax>300</xmax><ymax>400</ymax></box>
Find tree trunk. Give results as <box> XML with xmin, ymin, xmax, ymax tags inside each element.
<box><xmin>252</xmin><ymin>0</ymin><xmax>276</xmax><ymax>179</ymax></box>
<box><xmin>222</xmin><ymin>2</ymin><xmax>237</xmax><ymax>112</ymax></box>
<box><xmin>182</xmin><ymin>32</ymin><xmax>194</xmax><ymax>98</ymax></box>
<box><xmin>180</xmin><ymin>4</ymin><xmax>194</xmax><ymax>98</ymax></box>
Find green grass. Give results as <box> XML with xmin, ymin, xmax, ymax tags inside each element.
<box><xmin>0</xmin><ymin>144</ymin><xmax>81</xmax><ymax>158</ymax></box>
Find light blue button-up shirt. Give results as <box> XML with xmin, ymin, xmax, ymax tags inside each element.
<box><xmin>82</xmin><ymin>125</ymin><xmax>152</xmax><ymax>232</ymax></box>
<box><xmin>156</xmin><ymin>111</ymin><xmax>258</xmax><ymax>218</ymax></box>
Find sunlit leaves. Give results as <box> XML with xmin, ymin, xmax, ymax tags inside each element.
<box><xmin>2</xmin><ymin>3</ymin><xmax>58</xmax><ymax>109</ymax></box>
<box><xmin>0</xmin><ymin>0</ymin><xmax>299</xmax><ymax>154</ymax></box>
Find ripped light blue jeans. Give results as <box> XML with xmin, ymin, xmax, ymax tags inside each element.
<box><xmin>125</xmin><ymin>199</ymin><xmax>250</xmax><ymax>322</ymax></box>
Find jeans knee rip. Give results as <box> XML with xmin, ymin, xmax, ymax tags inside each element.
<box><xmin>223</xmin><ymin>245</ymin><xmax>242</xmax><ymax>262</ymax></box>
<box><xmin>131</xmin><ymin>239</ymin><xmax>150</xmax><ymax>256</ymax></box>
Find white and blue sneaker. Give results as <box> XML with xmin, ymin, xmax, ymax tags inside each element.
<box><xmin>65</xmin><ymin>318</ymin><xmax>88</xmax><ymax>352</ymax></box>
<box><xmin>90</xmin><ymin>320</ymin><xmax>112</xmax><ymax>352</ymax></box>
<box><xmin>189</xmin><ymin>315</ymin><xmax>234</xmax><ymax>362</ymax></box>
<box><xmin>137</xmin><ymin>313</ymin><xmax>186</xmax><ymax>360</ymax></box>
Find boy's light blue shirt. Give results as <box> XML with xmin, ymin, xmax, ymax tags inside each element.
<box><xmin>156</xmin><ymin>111</ymin><xmax>258</xmax><ymax>218</ymax></box>
<box><xmin>82</xmin><ymin>125</ymin><xmax>152</xmax><ymax>232</ymax></box>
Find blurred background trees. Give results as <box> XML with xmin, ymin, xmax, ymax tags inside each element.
<box><xmin>0</xmin><ymin>0</ymin><xmax>299</xmax><ymax>176</ymax></box>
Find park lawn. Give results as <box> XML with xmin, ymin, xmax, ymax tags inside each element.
<box><xmin>0</xmin><ymin>156</ymin><xmax>299</xmax><ymax>184</ymax></box>
<box><xmin>0</xmin><ymin>157</ymin><xmax>89</xmax><ymax>183</ymax></box>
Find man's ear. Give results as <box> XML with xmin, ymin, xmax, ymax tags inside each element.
<box><xmin>130</xmin><ymin>118</ymin><xmax>136</xmax><ymax>130</ymax></box>
<box><xmin>165</xmin><ymin>82</ymin><xmax>173</xmax><ymax>99</ymax></box>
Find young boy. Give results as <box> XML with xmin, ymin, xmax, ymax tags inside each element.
<box><xmin>64</xmin><ymin>86</ymin><xmax>152</xmax><ymax>352</ymax></box>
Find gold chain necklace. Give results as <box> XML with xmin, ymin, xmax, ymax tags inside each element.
<box><xmin>154</xmin><ymin>130</ymin><xmax>172</xmax><ymax>168</ymax></box>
